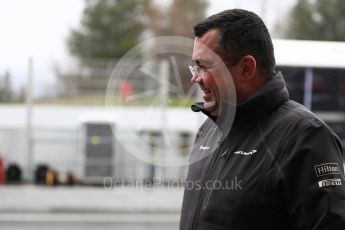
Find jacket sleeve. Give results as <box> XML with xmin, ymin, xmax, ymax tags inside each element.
<box><xmin>278</xmin><ymin>123</ymin><xmax>345</xmax><ymax>229</ymax></box>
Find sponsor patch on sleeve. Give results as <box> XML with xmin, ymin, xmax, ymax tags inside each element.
<box><xmin>318</xmin><ymin>178</ymin><xmax>342</xmax><ymax>188</ymax></box>
<box><xmin>314</xmin><ymin>163</ymin><xmax>340</xmax><ymax>177</ymax></box>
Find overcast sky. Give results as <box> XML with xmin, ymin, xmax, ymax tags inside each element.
<box><xmin>0</xmin><ymin>0</ymin><xmax>296</xmax><ymax>97</ymax></box>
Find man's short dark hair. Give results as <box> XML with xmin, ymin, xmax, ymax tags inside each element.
<box><xmin>194</xmin><ymin>9</ymin><xmax>275</xmax><ymax>77</ymax></box>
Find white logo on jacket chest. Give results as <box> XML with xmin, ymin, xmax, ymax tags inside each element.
<box><xmin>200</xmin><ymin>145</ymin><xmax>210</xmax><ymax>150</ymax></box>
<box><xmin>233</xmin><ymin>150</ymin><xmax>257</xmax><ymax>155</ymax></box>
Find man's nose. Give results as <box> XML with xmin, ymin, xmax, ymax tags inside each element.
<box><xmin>191</xmin><ymin>74</ymin><xmax>202</xmax><ymax>84</ymax></box>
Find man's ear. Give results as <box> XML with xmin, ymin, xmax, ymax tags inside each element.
<box><xmin>239</xmin><ymin>55</ymin><xmax>256</xmax><ymax>81</ymax></box>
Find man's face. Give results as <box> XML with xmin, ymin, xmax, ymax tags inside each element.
<box><xmin>191</xmin><ymin>29</ymin><xmax>236</xmax><ymax>117</ymax></box>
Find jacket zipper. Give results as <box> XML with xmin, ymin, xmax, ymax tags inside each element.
<box><xmin>191</xmin><ymin>139</ymin><xmax>225</xmax><ymax>230</ymax></box>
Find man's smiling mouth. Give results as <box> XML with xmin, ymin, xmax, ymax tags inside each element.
<box><xmin>201</xmin><ymin>87</ymin><xmax>216</xmax><ymax>109</ymax></box>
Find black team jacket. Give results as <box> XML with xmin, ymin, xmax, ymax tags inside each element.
<box><xmin>179</xmin><ymin>72</ymin><xmax>345</xmax><ymax>230</ymax></box>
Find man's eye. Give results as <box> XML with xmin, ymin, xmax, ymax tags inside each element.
<box><xmin>199</xmin><ymin>65</ymin><xmax>208</xmax><ymax>70</ymax></box>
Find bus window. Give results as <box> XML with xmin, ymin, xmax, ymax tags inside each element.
<box><xmin>312</xmin><ymin>68</ymin><xmax>345</xmax><ymax>111</ymax></box>
<box><xmin>278</xmin><ymin>67</ymin><xmax>345</xmax><ymax>112</ymax></box>
<box><xmin>277</xmin><ymin>66</ymin><xmax>305</xmax><ymax>105</ymax></box>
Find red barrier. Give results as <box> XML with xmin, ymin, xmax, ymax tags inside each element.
<box><xmin>119</xmin><ymin>80</ymin><xmax>132</xmax><ymax>102</ymax></box>
<box><xmin>0</xmin><ymin>157</ymin><xmax>4</xmax><ymax>185</ymax></box>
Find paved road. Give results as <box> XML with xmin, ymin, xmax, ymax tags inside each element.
<box><xmin>0</xmin><ymin>185</ymin><xmax>182</xmax><ymax>229</ymax></box>
<box><xmin>0</xmin><ymin>185</ymin><xmax>183</xmax><ymax>213</ymax></box>
<box><xmin>0</xmin><ymin>213</ymin><xmax>179</xmax><ymax>230</ymax></box>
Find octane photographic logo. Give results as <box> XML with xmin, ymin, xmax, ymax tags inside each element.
<box><xmin>105</xmin><ymin>36</ymin><xmax>236</xmax><ymax>167</ymax></box>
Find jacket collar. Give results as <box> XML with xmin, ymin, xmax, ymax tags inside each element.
<box><xmin>191</xmin><ymin>72</ymin><xmax>289</xmax><ymax>133</ymax></box>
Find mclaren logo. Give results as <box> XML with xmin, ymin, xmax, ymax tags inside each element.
<box><xmin>234</xmin><ymin>150</ymin><xmax>257</xmax><ymax>156</ymax></box>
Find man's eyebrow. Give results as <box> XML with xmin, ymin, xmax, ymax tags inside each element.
<box><xmin>192</xmin><ymin>59</ymin><xmax>212</xmax><ymax>66</ymax></box>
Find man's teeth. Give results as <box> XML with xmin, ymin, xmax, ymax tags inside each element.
<box><xmin>202</xmin><ymin>88</ymin><xmax>211</xmax><ymax>97</ymax></box>
<box><xmin>203</xmin><ymin>88</ymin><xmax>211</xmax><ymax>93</ymax></box>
